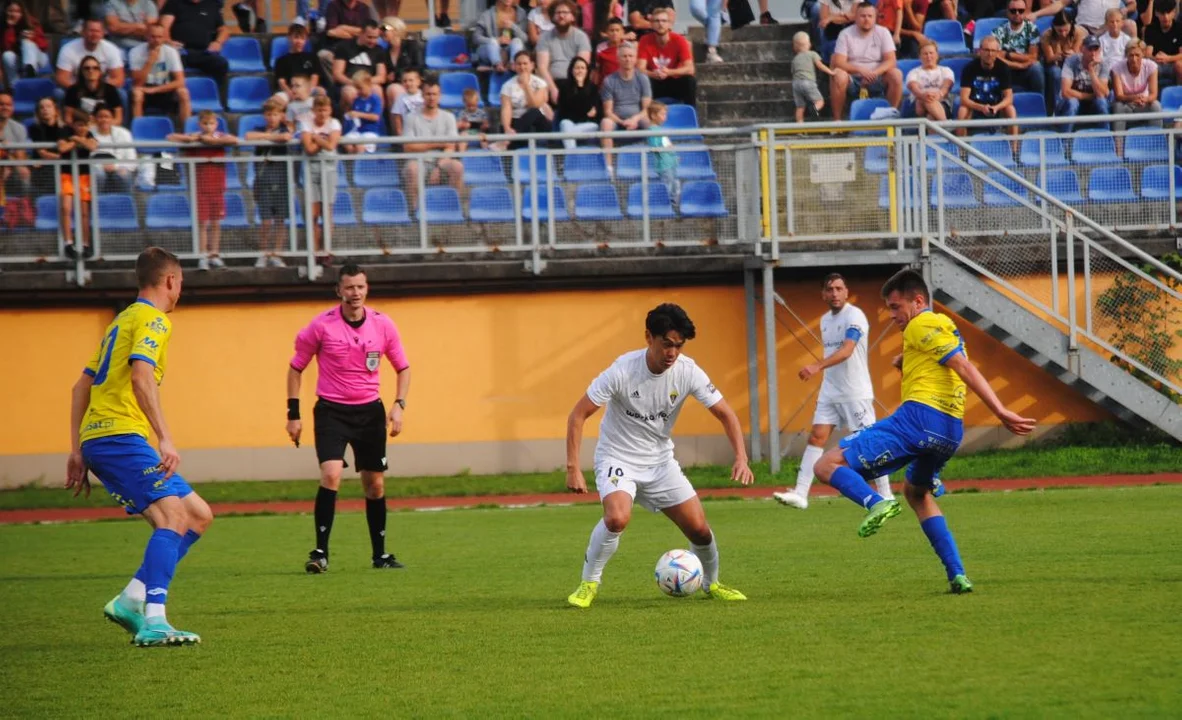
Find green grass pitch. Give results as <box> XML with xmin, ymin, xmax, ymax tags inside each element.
<box><xmin>2</xmin><ymin>486</ymin><xmax>1180</xmax><ymax>717</ymax></box>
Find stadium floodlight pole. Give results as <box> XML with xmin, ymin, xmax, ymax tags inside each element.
<box><xmin>762</xmin><ymin>262</ymin><xmax>780</xmax><ymax>471</ymax></box>
<box><xmin>743</xmin><ymin>267</ymin><xmax>762</xmax><ymax>463</ymax></box>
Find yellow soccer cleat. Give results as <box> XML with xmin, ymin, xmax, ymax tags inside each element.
<box><xmin>704</xmin><ymin>582</ymin><xmax>747</xmax><ymax>601</ymax></box>
<box><xmin>566</xmin><ymin>580</ymin><xmax>599</xmax><ymax>608</ymax></box>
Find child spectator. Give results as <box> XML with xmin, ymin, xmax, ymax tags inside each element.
<box><xmin>299</xmin><ymin>94</ymin><xmax>341</xmax><ymax>265</ymax></box>
<box><xmin>455</xmin><ymin>87</ymin><xmax>490</xmax><ymax>149</ymax></box>
<box><xmin>285</xmin><ymin>75</ymin><xmax>315</xmax><ymax>130</ymax></box>
<box><xmin>272</xmin><ymin>23</ymin><xmax>326</xmax><ymax>109</ymax></box>
<box><xmin>245</xmin><ymin>99</ymin><xmax>294</xmax><ymax>268</ymax></box>
<box><xmin>645</xmin><ymin>100</ymin><xmax>679</xmax><ymax>201</ymax></box>
<box><xmin>595</xmin><ymin>17</ymin><xmax>625</xmax><ymax>84</ymax></box>
<box><xmin>168</xmin><ymin>109</ymin><xmax>239</xmax><ymax>271</ymax></box>
<box><xmin>390</xmin><ymin>68</ymin><xmax>423</xmax><ymax>135</ymax></box>
<box><xmin>342</xmin><ymin>69</ymin><xmax>383</xmax><ymax>154</ymax></box>
<box><xmin>56</xmin><ymin>109</ymin><xmax>97</xmax><ymax>259</ymax></box>
<box><xmin>791</xmin><ymin>31</ymin><xmax>834</xmax><ymax>122</ymax></box>
<box><xmin>27</xmin><ymin>96</ymin><xmax>61</xmax><ymax>197</ymax></box>
<box><xmin>1098</xmin><ymin>7</ymin><xmax>1131</xmax><ymax>75</ymax></box>
<box><xmin>90</xmin><ymin>103</ymin><xmax>136</xmax><ymax>193</ymax></box>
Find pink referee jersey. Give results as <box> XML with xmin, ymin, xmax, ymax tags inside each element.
<box><xmin>290</xmin><ymin>307</ymin><xmax>410</xmax><ymax>405</ymax></box>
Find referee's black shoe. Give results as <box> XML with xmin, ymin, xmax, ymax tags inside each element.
<box><xmin>305</xmin><ymin>549</ymin><xmax>328</xmax><ymax>574</ymax></box>
<box><xmin>373</xmin><ymin>554</ymin><xmax>405</xmax><ymax>569</ymax></box>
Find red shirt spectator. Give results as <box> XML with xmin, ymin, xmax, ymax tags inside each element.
<box><xmin>636</xmin><ymin>27</ymin><xmax>691</xmax><ymax>73</ymax></box>
<box><xmin>596</xmin><ymin>41</ymin><xmax>619</xmax><ymax>79</ymax></box>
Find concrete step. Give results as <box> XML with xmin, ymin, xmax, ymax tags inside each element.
<box><xmin>697</xmin><ymin>60</ymin><xmax>795</xmax><ymax>83</ymax></box>
<box><xmin>700</xmin><ymin>98</ymin><xmax>796</xmax><ymax>123</ymax></box>
<box><xmin>686</xmin><ymin>21</ymin><xmax>807</xmax><ymax>44</ymax></box>
<box><xmin>692</xmin><ymin>40</ymin><xmax>791</xmax><ymax>63</ymax></box>
<box><xmin>698</xmin><ymin>80</ymin><xmax>794</xmax><ymax>103</ymax></box>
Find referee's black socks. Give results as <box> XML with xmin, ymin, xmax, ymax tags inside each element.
<box><xmin>366</xmin><ymin>497</ymin><xmax>387</xmax><ymax>559</ymax></box>
<box><xmin>314</xmin><ymin>487</ymin><xmax>337</xmax><ymax>556</ymax></box>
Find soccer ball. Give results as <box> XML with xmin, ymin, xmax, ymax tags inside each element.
<box><xmin>654</xmin><ymin>549</ymin><xmax>703</xmax><ymax>597</ymax></box>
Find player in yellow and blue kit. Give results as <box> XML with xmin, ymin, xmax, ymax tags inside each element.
<box><xmin>66</xmin><ymin>247</ymin><xmax>214</xmax><ymax>646</ymax></box>
<box><xmin>812</xmin><ymin>269</ymin><xmax>1036</xmax><ymax>593</ymax></box>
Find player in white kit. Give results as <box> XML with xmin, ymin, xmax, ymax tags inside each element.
<box><xmin>773</xmin><ymin>274</ymin><xmax>894</xmax><ymax>509</ymax></box>
<box><xmin>564</xmin><ymin>303</ymin><xmax>754</xmax><ymax>608</ymax></box>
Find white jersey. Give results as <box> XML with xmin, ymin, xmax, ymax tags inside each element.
<box><xmin>586</xmin><ymin>349</ymin><xmax>723</xmax><ymax>467</ymax></box>
<box><xmin>817</xmin><ymin>303</ymin><xmax>874</xmax><ymax>403</ymax></box>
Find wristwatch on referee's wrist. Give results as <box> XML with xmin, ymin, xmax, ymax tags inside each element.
<box><xmin>394</xmin><ymin>399</ymin><xmax>406</xmax><ymax>410</ymax></box>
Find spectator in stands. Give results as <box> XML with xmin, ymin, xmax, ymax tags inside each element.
<box><xmin>557</xmin><ymin>55</ymin><xmax>600</xmax><ymax>146</ymax></box>
<box><xmin>332</xmin><ymin>18</ymin><xmax>386</xmax><ymax>114</ymax></box>
<box><xmin>160</xmin><ymin>0</ymin><xmax>230</xmax><ymax>85</ymax></box>
<box><xmin>537</xmin><ymin>0</ymin><xmax>591</xmax><ymax>103</ymax></box>
<box><xmin>689</xmin><ymin>0</ymin><xmax>724</xmax><ymax>63</ymax></box>
<box><xmin>0</xmin><ymin>90</ymin><xmax>31</xmax><ymax>206</ymax></box>
<box><xmin>528</xmin><ymin>0</ymin><xmax>554</xmax><ymax>46</ymax></box>
<box><xmin>168</xmin><ymin>109</ymin><xmax>239</xmax><ymax>270</ymax></box>
<box><xmin>636</xmin><ymin>7</ymin><xmax>695</xmax><ymax>106</ymax></box>
<box><xmin>599</xmin><ymin>42</ymin><xmax>650</xmax><ymax>172</ymax></box>
<box><xmin>500</xmin><ymin>50</ymin><xmax>553</xmax><ymax>146</ymax></box>
<box><xmin>594</xmin><ymin>16</ymin><xmax>625</xmax><ymax>83</ymax></box>
<box><xmin>24</xmin><ymin>0</ymin><xmax>66</xmax><ymax>35</ymax></box>
<box><xmin>284</xmin><ymin>74</ymin><xmax>314</xmax><ymax>127</ymax></box>
<box><xmin>245</xmin><ymin>99</ymin><xmax>292</xmax><ymax>268</ymax></box>
<box><xmin>1</xmin><ymin>0</ymin><xmax>49</xmax><ymax>84</ymax></box>
<box><xmin>26</xmin><ymin>96</ymin><xmax>59</xmax><ymax>196</ymax></box>
<box><xmin>104</xmin><ymin>0</ymin><xmax>157</xmax><ymax>50</ymax></box>
<box><xmin>317</xmin><ymin>0</ymin><xmax>378</xmax><ymax>80</ymax></box>
<box><xmin>57</xmin><ymin>109</ymin><xmax>97</xmax><ymax>258</ymax></box>
<box><xmin>900</xmin><ymin>0</ymin><xmax>930</xmax><ymax>51</ymax></box>
<box><xmin>472</xmin><ymin>0</ymin><xmax>527</xmax><ymax>72</ymax></box>
<box><xmin>434</xmin><ymin>0</ymin><xmax>451</xmax><ymax>29</ymax></box>
<box><xmin>64</xmin><ymin>55</ymin><xmax>123</xmax><ymax>125</ymax></box>
<box><xmin>907</xmin><ymin>39</ymin><xmax>954</xmax><ymax>118</ymax></box>
<box><xmin>645</xmin><ymin>100</ymin><xmax>678</xmax><ymax>198</ymax></box>
<box><xmin>389</xmin><ymin>66</ymin><xmax>421</xmax><ymax>135</ymax></box>
<box><xmin>55</xmin><ymin>18</ymin><xmax>124</xmax><ymax>90</ymax></box>
<box><xmin>819</xmin><ymin>0</ymin><xmax>858</xmax><ymax>42</ymax></box>
<box><xmin>1024</xmin><ymin>0</ymin><xmax>1069</xmax><ymax>22</ymax></box>
<box><xmin>792</xmin><ymin>30</ymin><xmax>835</xmax><ymax>121</ymax></box>
<box><xmin>130</xmin><ymin>24</ymin><xmax>189</xmax><ymax>122</ymax></box>
<box><xmin>298</xmin><ymin>94</ymin><xmax>339</xmax><ymax>263</ymax></box>
<box><xmin>1074</xmin><ymin>0</ymin><xmax>1136</xmax><ymax>34</ymax></box>
<box><xmin>403</xmin><ymin>76</ymin><xmax>462</xmax><ymax>210</ymax></box>
<box><xmin>1040</xmin><ymin>10</ymin><xmax>1085</xmax><ymax>106</ymax></box>
<box><xmin>341</xmin><ymin>69</ymin><xmax>381</xmax><ymax>153</ymax></box>
<box><xmin>590</xmin><ymin>0</ymin><xmax>628</xmax><ymax>42</ymax></box>
<box><xmin>273</xmin><ymin>23</ymin><xmax>326</xmax><ymax>110</ymax></box>
<box><xmin>1145</xmin><ymin>0</ymin><xmax>1182</xmax><ymax>85</ymax></box>
<box><xmin>1097</xmin><ymin>7</ymin><xmax>1131</xmax><ymax>73</ymax></box>
<box><xmin>957</xmin><ymin>35</ymin><xmax>1018</xmax><ymax>134</ymax></box>
<box><xmin>379</xmin><ymin>16</ymin><xmax>421</xmax><ymax>111</ymax></box>
<box><xmin>922</xmin><ymin>0</ymin><xmax>960</xmax><ymax>28</ymax></box>
<box><xmin>830</xmin><ymin>3</ymin><xmax>903</xmax><ymax>121</ymax></box>
<box><xmin>627</xmin><ymin>0</ymin><xmax>676</xmax><ymax>37</ymax></box>
<box><xmin>1055</xmin><ymin>34</ymin><xmax>1109</xmax><ymax>129</ymax></box>
<box><xmin>876</xmin><ymin>0</ymin><xmax>905</xmax><ymax>55</ymax></box>
<box><xmin>1111</xmin><ymin>39</ymin><xmax>1161</xmax><ymax>131</ymax></box>
<box><xmin>994</xmin><ymin>0</ymin><xmax>1044</xmax><ymax>96</ymax></box>
<box><xmin>89</xmin><ymin>102</ymin><xmax>135</xmax><ymax>192</ymax></box>
<box><xmin>456</xmin><ymin>87</ymin><xmax>489</xmax><ymax>148</ymax></box>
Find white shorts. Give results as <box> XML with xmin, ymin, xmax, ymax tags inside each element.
<box><xmin>593</xmin><ymin>457</ymin><xmax>697</xmax><ymax>513</ymax></box>
<box><xmin>813</xmin><ymin>399</ymin><xmax>877</xmax><ymax>431</ymax></box>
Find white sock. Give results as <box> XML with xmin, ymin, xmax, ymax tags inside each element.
<box><xmin>691</xmin><ymin>536</ymin><xmax>720</xmax><ymax>588</ymax></box>
<box><xmin>875</xmin><ymin>476</ymin><xmax>894</xmax><ymax>499</ymax></box>
<box><xmin>581</xmin><ymin>519</ymin><xmax>621</xmax><ymax>583</ymax></box>
<box><xmin>122</xmin><ymin>578</ymin><xmax>146</xmax><ymax>604</ymax></box>
<box><xmin>144</xmin><ymin>603</ymin><xmax>166</xmax><ymax>622</ymax></box>
<box><xmin>794</xmin><ymin>445</ymin><xmax>824</xmax><ymax>496</ymax></box>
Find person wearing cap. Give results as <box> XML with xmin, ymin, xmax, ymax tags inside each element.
<box><xmin>1055</xmin><ymin>33</ymin><xmax>1110</xmax><ymax>131</ymax></box>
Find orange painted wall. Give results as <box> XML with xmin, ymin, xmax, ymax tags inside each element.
<box><xmin>0</xmin><ymin>282</ymin><xmax>1108</xmax><ymax>457</ymax></box>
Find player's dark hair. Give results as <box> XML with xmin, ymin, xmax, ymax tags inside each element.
<box><xmin>136</xmin><ymin>247</ymin><xmax>180</xmax><ymax>288</ymax></box>
<box><xmin>338</xmin><ymin>263</ymin><xmax>366</xmax><ymax>283</ymax></box>
<box><xmin>1157</xmin><ymin>0</ymin><xmax>1177</xmax><ymax>13</ymax></box>
<box><xmin>881</xmin><ymin>268</ymin><xmax>929</xmax><ymax>302</ymax></box>
<box><xmin>646</xmin><ymin>303</ymin><xmax>696</xmax><ymax>340</ymax></box>
<box><xmin>823</xmin><ymin>272</ymin><xmax>846</xmax><ymax>289</ymax></box>
<box><xmin>362</xmin><ymin>18</ymin><xmax>379</xmax><ymax>30</ymax></box>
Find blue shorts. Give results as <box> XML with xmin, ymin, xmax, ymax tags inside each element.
<box><xmin>839</xmin><ymin>401</ymin><xmax>964</xmax><ymax>490</ymax></box>
<box><xmin>81</xmin><ymin>434</ymin><xmax>193</xmax><ymax>515</ymax></box>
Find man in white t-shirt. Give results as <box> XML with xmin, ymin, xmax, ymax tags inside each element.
<box><xmin>774</xmin><ymin>274</ymin><xmax>894</xmax><ymax>510</ymax></box>
<box><xmin>829</xmin><ymin>2</ymin><xmax>903</xmax><ymax>120</ymax></box>
<box><xmin>55</xmin><ymin>18</ymin><xmax>126</xmax><ymax>89</ymax></box>
<box><xmin>565</xmin><ymin>303</ymin><xmax>753</xmax><ymax>608</ymax></box>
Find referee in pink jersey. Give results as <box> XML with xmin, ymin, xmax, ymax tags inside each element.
<box><xmin>286</xmin><ymin>264</ymin><xmax>412</xmax><ymax>573</ymax></box>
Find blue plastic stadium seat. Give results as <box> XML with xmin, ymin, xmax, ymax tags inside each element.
<box><xmin>488</xmin><ymin>72</ymin><xmax>514</xmax><ymax>103</ymax></box>
<box><xmin>513</xmin><ymin>153</ymin><xmax>554</xmax><ymax>184</ymax></box>
<box><xmin>942</xmin><ymin>57</ymin><xmax>972</xmax><ymax>88</ymax></box>
<box><xmin>679</xmin><ymin>181</ymin><xmax>727</xmax><ymax>218</ymax></box>
<box><xmin>522</xmin><ymin>184</ymin><xmax>569</xmax><ymax>221</ymax></box>
<box><xmin>145</xmin><ymin>193</ymin><xmax>192</xmax><ymax>229</ymax></box>
<box><xmin>34</xmin><ymin>195</ymin><xmax>58</xmax><ymax>231</ymax></box>
<box><xmin>1019</xmin><ymin>131</ymin><xmax>1068</xmax><ymax>167</ymax></box>
<box><xmin>269</xmin><ymin>36</ymin><xmax>290</xmax><ymax>67</ymax></box>
<box><xmin>420</xmin><ymin>186</ymin><xmax>465</xmax><ymax>223</ymax></box>
<box><xmin>469</xmin><ymin>185</ymin><xmax>516</xmax><ymax>222</ymax></box>
<box><xmin>878</xmin><ymin>174</ymin><xmax>922</xmax><ymax>209</ymax></box>
<box><xmin>663</xmin><ymin>104</ymin><xmax>702</xmax><ymax>142</ymax></box>
<box><xmin>931</xmin><ymin>171</ymin><xmax>978</xmax><ymax>207</ymax></box>
<box><xmin>425</xmin><ymin>34</ymin><xmax>472</xmax><ymax>70</ymax></box>
<box><xmin>849</xmin><ymin>97</ymin><xmax>890</xmax><ymax>122</ymax></box>
<box><xmin>924</xmin><ymin>20</ymin><xmax>968</xmax><ymax>55</ymax></box>
<box><xmin>1035</xmin><ymin>15</ymin><xmax>1053</xmax><ymax>34</ymax></box>
<box><xmin>1042</xmin><ymin>168</ymin><xmax>1084</xmax><ymax>204</ymax></box>
<box><xmin>223</xmin><ymin>36</ymin><xmax>266</xmax><ymax>73</ymax></box>
<box><xmin>897</xmin><ymin>58</ymin><xmax>921</xmax><ymax>81</ymax></box>
<box><xmin>676</xmin><ymin>150</ymin><xmax>716</xmax><ymax>180</ymax></box>
<box><xmin>333</xmin><ymin>190</ymin><xmax>358</xmax><ymax>225</ymax></box>
<box><xmin>353</xmin><ymin>159</ymin><xmax>400</xmax><ymax>187</ymax></box>
<box><xmin>222</xmin><ymin>191</ymin><xmax>251</xmax><ymax>228</ymax></box>
<box><xmin>1123</xmin><ymin>129</ymin><xmax>1169</xmax><ymax>162</ymax></box>
<box><xmin>562</xmin><ymin>153</ymin><xmax>611</xmax><ymax>182</ymax></box>
<box><xmin>983</xmin><ymin>171</ymin><xmax>1027</xmax><ymax>207</ymax></box>
<box><xmin>626</xmin><ymin>182</ymin><xmax>676</xmax><ymax>219</ymax></box>
<box><xmin>131</xmin><ymin>116</ymin><xmax>175</xmax><ymax>145</ymax></box>
<box><xmin>864</xmin><ymin>145</ymin><xmax>890</xmax><ymax>173</ymax></box>
<box><xmin>1162</xmin><ymin>85</ymin><xmax>1182</xmax><ymax>112</ymax></box>
<box><xmin>96</xmin><ymin>194</ymin><xmax>139</xmax><ymax>231</ymax></box>
<box><xmin>967</xmin><ymin>135</ymin><xmax>1016</xmax><ymax>169</ymax></box>
<box><xmin>1087</xmin><ymin>166</ymin><xmax>1136</xmax><ymax>203</ymax></box>
<box><xmin>973</xmin><ymin>17</ymin><xmax>1006</xmax><ymax>48</ymax></box>
<box><xmin>617</xmin><ymin>151</ymin><xmax>658</xmax><ymax>180</ymax></box>
<box><xmin>575</xmin><ymin>183</ymin><xmax>624</xmax><ymax>221</ymax></box>
<box><xmin>461</xmin><ymin>153</ymin><xmax>507</xmax><ymax>184</ymax></box>
<box><xmin>186</xmin><ymin>77</ymin><xmax>223</xmax><ymax>112</ymax></box>
<box><xmin>362</xmin><ymin>188</ymin><xmax>412</xmax><ymax>224</ymax></box>
<box><xmin>12</xmin><ymin>78</ymin><xmax>54</xmax><ymax>115</ymax></box>
<box><xmin>1012</xmin><ymin>92</ymin><xmax>1047</xmax><ymax>119</ymax></box>
<box><xmin>184</xmin><ymin>114</ymin><xmax>228</xmax><ymax>134</ymax></box>
<box><xmin>237</xmin><ymin>114</ymin><xmax>267</xmax><ymax>139</ymax></box>
<box><xmin>1141</xmin><ymin>165</ymin><xmax>1182</xmax><ymax>199</ymax></box>
<box><xmin>440</xmin><ymin>72</ymin><xmax>480</xmax><ymax>109</ymax></box>
<box><xmin>1071</xmin><ymin>130</ymin><xmax>1119</xmax><ymax>164</ymax></box>
<box><xmin>227</xmin><ymin>77</ymin><xmax>272</xmax><ymax>113</ymax></box>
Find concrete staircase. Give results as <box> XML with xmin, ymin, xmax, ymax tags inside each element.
<box><xmin>687</xmin><ymin>22</ymin><xmax>806</xmax><ymax>128</ymax></box>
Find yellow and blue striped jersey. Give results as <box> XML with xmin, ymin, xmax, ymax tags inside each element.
<box><xmin>80</xmin><ymin>299</ymin><xmax>171</xmax><ymax>444</ymax></box>
<box><xmin>901</xmin><ymin>310</ymin><xmax>967</xmax><ymax>419</ymax></box>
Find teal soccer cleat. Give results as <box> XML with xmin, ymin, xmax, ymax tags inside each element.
<box><xmin>103</xmin><ymin>595</ymin><xmax>145</xmax><ymax>636</ymax></box>
<box><xmin>133</xmin><ymin>619</ymin><xmax>201</xmax><ymax>647</ymax></box>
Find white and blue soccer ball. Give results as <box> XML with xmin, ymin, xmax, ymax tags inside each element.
<box><xmin>654</xmin><ymin>549</ymin><xmax>703</xmax><ymax>597</ymax></box>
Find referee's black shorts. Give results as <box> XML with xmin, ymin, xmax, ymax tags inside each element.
<box><xmin>313</xmin><ymin>398</ymin><xmax>388</xmax><ymax>472</ymax></box>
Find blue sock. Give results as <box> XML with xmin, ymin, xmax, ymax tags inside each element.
<box><xmin>142</xmin><ymin>529</ymin><xmax>183</xmax><ymax>615</ymax></box>
<box><xmin>177</xmin><ymin>530</ymin><xmax>202</xmax><ymax>563</ymax></box>
<box><xmin>920</xmin><ymin>515</ymin><xmax>965</xmax><ymax>581</ymax></box>
<box><xmin>829</xmin><ymin>466</ymin><xmax>885</xmax><ymax>509</ymax></box>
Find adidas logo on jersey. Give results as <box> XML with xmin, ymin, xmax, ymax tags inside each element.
<box><xmin>630</xmin><ymin>390</ymin><xmax>640</xmax><ymax>398</ymax></box>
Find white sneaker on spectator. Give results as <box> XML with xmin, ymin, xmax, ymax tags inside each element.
<box><xmin>254</xmin><ymin>255</ymin><xmax>268</xmax><ymax>268</ymax></box>
<box><xmin>197</xmin><ymin>256</ymin><xmax>210</xmax><ymax>272</ymax></box>
<box><xmin>706</xmin><ymin>47</ymin><xmax>724</xmax><ymax>63</ymax></box>
<box><xmin>267</xmin><ymin>255</ymin><xmax>286</xmax><ymax>268</ymax></box>
<box><xmin>209</xmin><ymin>255</ymin><xmax>226</xmax><ymax>270</ymax></box>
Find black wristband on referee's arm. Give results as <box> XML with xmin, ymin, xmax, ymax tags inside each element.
<box><xmin>287</xmin><ymin>398</ymin><xmax>300</xmax><ymax>421</ymax></box>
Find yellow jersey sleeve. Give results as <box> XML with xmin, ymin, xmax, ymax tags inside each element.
<box><xmin>900</xmin><ymin>311</ymin><xmax>968</xmax><ymax>418</ymax></box>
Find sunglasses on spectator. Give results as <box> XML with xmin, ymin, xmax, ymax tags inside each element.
<box><xmin>1007</xmin><ymin>7</ymin><xmax>1024</xmax><ymax>12</ymax></box>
